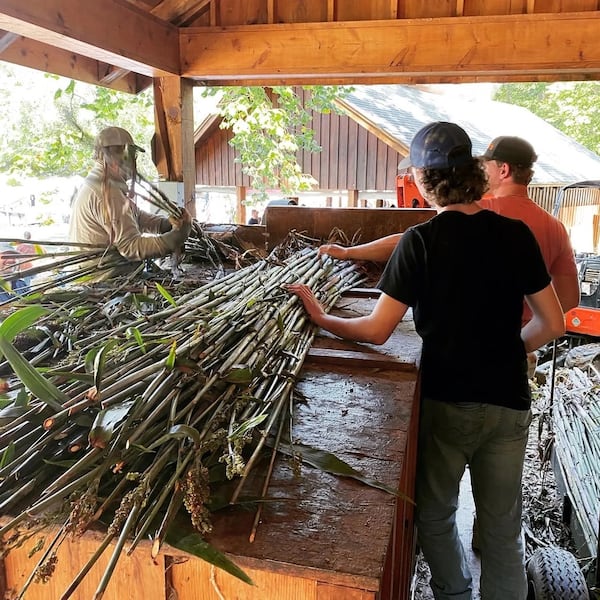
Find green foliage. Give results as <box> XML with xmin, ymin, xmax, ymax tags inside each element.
<box><xmin>494</xmin><ymin>82</ymin><xmax>600</xmax><ymax>155</ymax></box>
<box><xmin>0</xmin><ymin>65</ymin><xmax>351</xmax><ymax>198</ymax></box>
<box><xmin>0</xmin><ymin>64</ymin><xmax>156</xmax><ymax>179</ymax></box>
<box><xmin>202</xmin><ymin>85</ymin><xmax>353</xmax><ymax>201</ymax></box>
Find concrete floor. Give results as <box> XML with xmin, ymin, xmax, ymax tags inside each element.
<box><xmin>457</xmin><ymin>468</ymin><xmax>482</xmax><ymax>598</ymax></box>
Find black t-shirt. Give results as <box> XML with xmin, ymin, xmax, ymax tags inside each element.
<box><xmin>378</xmin><ymin>209</ymin><xmax>551</xmax><ymax>410</ymax></box>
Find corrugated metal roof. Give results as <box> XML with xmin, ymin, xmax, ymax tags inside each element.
<box><xmin>340</xmin><ymin>85</ymin><xmax>600</xmax><ymax>184</ymax></box>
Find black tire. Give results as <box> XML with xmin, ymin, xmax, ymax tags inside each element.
<box><xmin>527</xmin><ymin>547</ymin><xmax>589</xmax><ymax>600</ymax></box>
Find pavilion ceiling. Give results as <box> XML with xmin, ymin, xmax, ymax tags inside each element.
<box><xmin>0</xmin><ymin>0</ymin><xmax>599</xmax><ymax>93</ymax></box>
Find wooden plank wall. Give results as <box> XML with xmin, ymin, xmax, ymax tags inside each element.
<box><xmin>195</xmin><ymin>88</ymin><xmax>402</xmax><ymax>192</ymax></box>
<box><xmin>529</xmin><ymin>184</ymin><xmax>600</xmax><ymax>226</ymax></box>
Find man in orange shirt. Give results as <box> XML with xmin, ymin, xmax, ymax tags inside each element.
<box><xmin>479</xmin><ymin>136</ymin><xmax>579</xmax><ymax>320</ymax></box>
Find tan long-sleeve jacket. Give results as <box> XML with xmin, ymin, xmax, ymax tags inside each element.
<box><xmin>69</xmin><ymin>163</ymin><xmax>190</xmax><ymax>261</ymax></box>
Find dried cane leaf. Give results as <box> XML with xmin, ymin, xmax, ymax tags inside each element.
<box><xmin>275</xmin><ymin>439</ymin><xmax>402</xmax><ymax>498</ymax></box>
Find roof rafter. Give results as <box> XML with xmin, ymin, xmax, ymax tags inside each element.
<box><xmin>0</xmin><ymin>0</ymin><xmax>180</xmax><ymax>77</ymax></box>
<box><xmin>0</xmin><ymin>34</ymin><xmax>151</xmax><ymax>93</ymax></box>
<box><xmin>180</xmin><ymin>12</ymin><xmax>600</xmax><ymax>85</ymax></box>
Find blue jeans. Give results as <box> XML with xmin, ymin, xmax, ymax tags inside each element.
<box><xmin>415</xmin><ymin>397</ymin><xmax>531</xmax><ymax>600</ymax></box>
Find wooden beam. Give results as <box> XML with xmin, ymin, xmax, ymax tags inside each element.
<box><xmin>97</xmin><ymin>65</ymin><xmax>131</xmax><ymax>86</ymax></box>
<box><xmin>0</xmin><ymin>35</ymin><xmax>151</xmax><ymax>93</ymax></box>
<box><xmin>153</xmin><ymin>76</ymin><xmax>196</xmax><ymax>215</ymax></box>
<box><xmin>180</xmin><ymin>12</ymin><xmax>600</xmax><ymax>84</ymax></box>
<box><xmin>0</xmin><ymin>30</ymin><xmax>19</xmax><ymax>52</ymax></box>
<box><xmin>306</xmin><ymin>347</ymin><xmax>412</xmax><ymax>370</ymax></box>
<box><xmin>0</xmin><ymin>0</ymin><xmax>180</xmax><ymax>77</ymax></box>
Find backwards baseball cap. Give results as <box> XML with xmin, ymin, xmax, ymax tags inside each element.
<box><xmin>398</xmin><ymin>122</ymin><xmax>473</xmax><ymax>170</ymax></box>
<box><xmin>95</xmin><ymin>126</ymin><xmax>145</xmax><ymax>152</ymax></box>
<box><xmin>482</xmin><ymin>136</ymin><xmax>536</xmax><ymax>166</ymax></box>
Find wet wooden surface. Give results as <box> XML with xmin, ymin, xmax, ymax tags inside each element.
<box><xmin>204</xmin><ymin>296</ymin><xmax>422</xmax><ymax>590</ymax></box>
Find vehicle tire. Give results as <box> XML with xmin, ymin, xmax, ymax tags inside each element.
<box><xmin>527</xmin><ymin>547</ymin><xmax>589</xmax><ymax>600</ymax></box>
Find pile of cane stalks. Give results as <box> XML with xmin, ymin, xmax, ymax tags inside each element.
<box><xmin>0</xmin><ymin>241</ymin><xmax>367</xmax><ymax>599</ymax></box>
<box><xmin>536</xmin><ymin>344</ymin><xmax>600</xmax><ymax>579</ymax></box>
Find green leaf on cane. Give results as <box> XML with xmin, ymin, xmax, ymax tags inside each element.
<box><xmin>275</xmin><ymin>439</ymin><xmax>405</xmax><ymax>498</ymax></box>
<box><xmin>0</xmin><ymin>306</ymin><xmax>50</xmax><ymax>342</ymax></box>
<box><xmin>223</xmin><ymin>366</ymin><xmax>253</xmax><ymax>384</ymax></box>
<box><xmin>166</xmin><ymin>340</ymin><xmax>177</xmax><ymax>369</ymax></box>
<box><xmin>125</xmin><ymin>326</ymin><xmax>147</xmax><ymax>354</ymax></box>
<box><xmin>148</xmin><ymin>424</ymin><xmax>203</xmax><ymax>449</ymax></box>
<box><xmin>165</xmin><ymin>531</ymin><xmax>253</xmax><ymax>586</ymax></box>
<box><xmin>230</xmin><ymin>414</ymin><xmax>267</xmax><ymax>440</ymax></box>
<box><xmin>155</xmin><ymin>282</ymin><xmax>177</xmax><ymax>307</ymax></box>
<box><xmin>93</xmin><ymin>339</ymin><xmax>120</xmax><ymax>392</ymax></box>
<box><xmin>0</xmin><ymin>338</ymin><xmax>66</xmax><ymax>412</ymax></box>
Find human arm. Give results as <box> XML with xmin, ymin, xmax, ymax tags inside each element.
<box><xmin>521</xmin><ymin>283</ymin><xmax>565</xmax><ymax>353</ymax></box>
<box><xmin>133</xmin><ymin>202</ymin><xmax>172</xmax><ymax>234</ymax></box>
<box><xmin>318</xmin><ymin>233</ymin><xmax>402</xmax><ymax>262</ymax></box>
<box><xmin>548</xmin><ymin>223</ymin><xmax>579</xmax><ymax>313</ymax></box>
<box><xmin>112</xmin><ymin>197</ymin><xmax>192</xmax><ymax>260</ymax></box>
<box><xmin>552</xmin><ymin>272</ymin><xmax>580</xmax><ymax>313</ymax></box>
<box><xmin>285</xmin><ymin>283</ymin><xmax>408</xmax><ymax>344</ymax></box>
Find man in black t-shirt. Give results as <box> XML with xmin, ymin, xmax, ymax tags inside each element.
<box><xmin>287</xmin><ymin>122</ymin><xmax>565</xmax><ymax>600</ymax></box>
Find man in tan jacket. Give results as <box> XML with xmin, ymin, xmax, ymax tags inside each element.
<box><xmin>69</xmin><ymin>126</ymin><xmax>191</xmax><ymax>262</ymax></box>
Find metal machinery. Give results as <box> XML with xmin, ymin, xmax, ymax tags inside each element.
<box><xmin>396</xmin><ymin>174</ymin><xmax>427</xmax><ymax>208</ymax></box>
<box><xmin>553</xmin><ymin>180</ymin><xmax>600</xmax><ymax>339</ymax></box>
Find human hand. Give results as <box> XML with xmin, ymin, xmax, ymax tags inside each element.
<box><xmin>169</xmin><ymin>208</ymin><xmax>192</xmax><ymax>230</ymax></box>
<box><xmin>285</xmin><ymin>283</ymin><xmax>325</xmax><ymax>322</ymax></box>
<box><xmin>317</xmin><ymin>244</ymin><xmax>348</xmax><ymax>260</ymax></box>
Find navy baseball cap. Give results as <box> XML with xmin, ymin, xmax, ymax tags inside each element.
<box><xmin>398</xmin><ymin>122</ymin><xmax>473</xmax><ymax>170</ymax></box>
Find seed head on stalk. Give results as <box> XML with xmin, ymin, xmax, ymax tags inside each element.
<box><xmin>33</xmin><ymin>551</ymin><xmax>58</xmax><ymax>583</ymax></box>
<box><xmin>108</xmin><ymin>485</ymin><xmax>147</xmax><ymax>537</ymax></box>
<box><xmin>183</xmin><ymin>456</ymin><xmax>212</xmax><ymax>535</ymax></box>
<box><xmin>66</xmin><ymin>481</ymin><xmax>100</xmax><ymax>537</ymax></box>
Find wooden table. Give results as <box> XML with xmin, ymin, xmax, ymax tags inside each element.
<box><xmin>2</xmin><ymin>298</ymin><xmax>422</xmax><ymax>600</ymax></box>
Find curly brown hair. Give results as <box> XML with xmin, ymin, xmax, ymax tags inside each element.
<box><xmin>418</xmin><ymin>158</ymin><xmax>489</xmax><ymax>207</ymax></box>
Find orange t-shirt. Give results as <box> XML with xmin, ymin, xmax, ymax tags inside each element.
<box><xmin>478</xmin><ymin>195</ymin><xmax>577</xmax><ymax>324</ymax></box>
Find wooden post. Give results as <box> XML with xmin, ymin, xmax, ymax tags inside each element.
<box><xmin>152</xmin><ymin>76</ymin><xmax>196</xmax><ymax>217</ymax></box>
<box><xmin>348</xmin><ymin>189</ymin><xmax>359</xmax><ymax>208</ymax></box>
<box><xmin>236</xmin><ymin>186</ymin><xmax>246</xmax><ymax>224</ymax></box>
